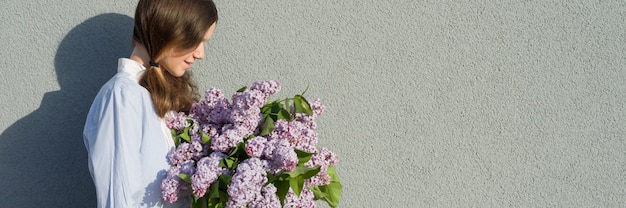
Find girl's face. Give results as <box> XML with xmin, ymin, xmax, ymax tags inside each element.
<box><xmin>161</xmin><ymin>23</ymin><xmax>217</xmax><ymax>77</ymax></box>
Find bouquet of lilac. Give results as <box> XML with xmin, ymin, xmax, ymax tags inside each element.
<box><xmin>161</xmin><ymin>80</ymin><xmax>342</xmax><ymax>208</ymax></box>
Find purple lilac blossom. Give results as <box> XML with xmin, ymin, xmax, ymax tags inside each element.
<box><xmin>211</xmin><ymin>126</ymin><xmax>246</xmax><ymax>152</ymax></box>
<box><xmin>283</xmin><ymin>188</ymin><xmax>315</xmax><ymax>208</ymax></box>
<box><xmin>309</xmin><ymin>98</ymin><xmax>325</xmax><ymax>117</ymax></box>
<box><xmin>268</xmin><ymin>120</ymin><xmax>318</xmax><ymax>153</ymax></box>
<box><xmin>305</xmin><ymin>147</ymin><xmax>339</xmax><ymax>186</ymax></box>
<box><xmin>250</xmin><ymin>80</ymin><xmax>281</xmax><ymax>99</ymax></box>
<box><xmin>167</xmin><ymin>140</ymin><xmax>208</xmax><ymax>166</ymax></box>
<box><xmin>294</xmin><ymin>114</ymin><xmax>317</xmax><ymax>130</ymax></box>
<box><xmin>167</xmin><ymin>143</ymin><xmax>193</xmax><ymax>166</ymax></box>
<box><xmin>179</xmin><ymin>160</ymin><xmax>196</xmax><ymax>175</ymax></box>
<box><xmin>161</xmin><ymin>167</ymin><xmax>182</xmax><ymax>203</ymax></box>
<box><xmin>226</xmin><ymin>158</ymin><xmax>267</xmax><ymax>208</ymax></box>
<box><xmin>187</xmin><ymin>118</ymin><xmax>201</xmax><ymax>141</ymax></box>
<box><xmin>190</xmin><ymin>140</ymin><xmax>208</xmax><ymax>161</ymax></box>
<box><xmin>228</xmin><ymin>107</ymin><xmax>261</xmax><ymax>139</ymax></box>
<box><xmin>164</xmin><ymin>81</ymin><xmax>340</xmax><ymax>206</ymax></box>
<box><xmin>250</xmin><ymin>184</ymin><xmax>281</xmax><ymax>208</ymax></box>
<box><xmin>190</xmin><ymin>88</ymin><xmax>230</xmax><ymax>125</ymax></box>
<box><xmin>246</xmin><ymin>136</ymin><xmax>267</xmax><ymax>158</ymax></box>
<box><xmin>162</xmin><ymin>160</ymin><xmax>195</xmax><ymax>203</ymax></box>
<box><xmin>263</xmin><ymin>139</ymin><xmax>298</xmax><ymax>174</ymax></box>
<box><xmin>191</xmin><ymin>152</ymin><xmax>227</xmax><ymax>197</ymax></box>
<box><xmin>190</xmin><ymin>81</ymin><xmax>283</xmax><ymax>153</ymax></box>
<box><xmin>201</xmin><ymin>123</ymin><xmax>220</xmax><ymax>139</ymax></box>
<box><xmin>166</xmin><ymin>111</ymin><xmax>190</xmax><ymax>131</ymax></box>
<box><xmin>232</xmin><ymin>90</ymin><xmax>265</xmax><ymax>110</ymax></box>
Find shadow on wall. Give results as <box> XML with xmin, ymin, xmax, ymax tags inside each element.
<box><xmin>0</xmin><ymin>13</ymin><xmax>133</xmax><ymax>207</ymax></box>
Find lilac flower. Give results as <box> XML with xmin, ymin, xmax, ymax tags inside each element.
<box><xmin>189</xmin><ymin>141</ymin><xmax>208</xmax><ymax>161</ymax></box>
<box><xmin>166</xmin><ymin>111</ymin><xmax>190</xmax><ymax>131</ymax></box>
<box><xmin>162</xmin><ymin>81</ymin><xmax>340</xmax><ymax>207</ymax></box>
<box><xmin>204</xmin><ymin>88</ymin><xmax>225</xmax><ymax>103</ymax></box>
<box><xmin>250</xmin><ymin>80</ymin><xmax>281</xmax><ymax>99</ymax></box>
<box><xmin>283</xmin><ymin>188</ymin><xmax>315</xmax><ymax>208</ymax></box>
<box><xmin>305</xmin><ymin>147</ymin><xmax>339</xmax><ymax>186</ymax></box>
<box><xmin>191</xmin><ymin>152</ymin><xmax>227</xmax><ymax>197</ymax></box>
<box><xmin>250</xmin><ymin>184</ymin><xmax>281</xmax><ymax>208</ymax></box>
<box><xmin>305</xmin><ymin>167</ymin><xmax>331</xmax><ymax>187</ymax></box>
<box><xmin>294</xmin><ymin>114</ymin><xmax>317</xmax><ymax>130</ymax></box>
<box><xmin>190</xmin><ymin>88</ymin><xmax>230</xmax><ymax>125</ymax></box>
<box><xmin>207</xmin><ymin>103</ymin><xmax>230</xmax><ymax>125</ymax></box>
<box><xmin>167</xmin><ymin>140</ymin><xmax>207</xmax><ymax>166</ymax></box>
<box><xmin>201</xmin><ymin>123</ymin><xmax>220</xmax><ymax>139</ymax></box>
<box><xmin>167</xmin><ymin>143</ymin><xmax>193</xmax><ymax>166</ymax></box>
<box><xmin>228</xmin><ymin>108</ymin><xmax>261</xmax><ymax>138</ymax></box>
<box><xmin>264</xmin><ymin>139</ymin><xmax>298</xmax><ymax>174</ymax></box>
<box><xmin>232</xmin><ymin>90</ymin><xmax>266</xmax><ymax>110</ymax></box>
<box><xmin>211</xmin><ymin>126</ymin><xmax>245</xmax><ymax>152</ymax></box>
<box><xmin>246</xmin><ymin>136</ymin><xmax>267</xmax><ymax>158</ymax></box>
<box><xmin>161</xmin><ymin>167</ymin><xmax>182</xmax><ymax>203</ymax></box>
<box><xmin>307</xmin><ymin>147</ymin><xmax>338</xmax><ymax>167</ymax></box>
<box><xmin>226</xmin><ymin>158</ymin><xmax>268</xmax><ymax>208</ymax></box>
<box><xmin>309</xmin><ymin>98</ymin><xmax>325</xmax><ymax>117</ymax></box>
<box><xmin>179</xmin><ymin>160</ymin><xmax>196</xmax><ymax>176</ymax></box>
<box><xmin>268</xmin><ymin>120</ymin><xmax>318</xmax><ymax>153</ymax></box>
<box><xmin>162</xmin><ymin>160</ymin><xmax>195</xmax><ymax>203</ymax></box>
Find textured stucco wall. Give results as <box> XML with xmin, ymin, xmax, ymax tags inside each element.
<box><xmin>2</xmin><ymin>1</ymin><xmax>626</xmax><ymax>207</ymax></box>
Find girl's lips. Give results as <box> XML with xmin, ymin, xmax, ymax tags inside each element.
<box><xmin>184</xmin><ymin>61</ymin><xmax>194</xmax><ymax>68</ymax></box>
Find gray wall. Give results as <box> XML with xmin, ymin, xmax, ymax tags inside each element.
<box><xmin>1</xmin><ymin>1</ymin><xmax>625</xmax><ymax>207</ymax></box>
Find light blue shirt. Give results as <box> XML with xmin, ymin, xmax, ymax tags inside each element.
<box><xmin>83</xmin><ymin>58</ymin><xmax>189</xmax><ymax>208</ymax></box>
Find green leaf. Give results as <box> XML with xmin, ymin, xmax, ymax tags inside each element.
<box><xmin>261</xmin><ymin>101</ymin><xmax>276</xmax><ymax>115</ymax></box>
<box><xmin>205</xmin><ymin>175</ymin><xmax>230</xmax><ymax>206</ymax></box>
<box><xmin>259</xmin><ymin>117</ymin><xmax>275</xmax><ymax>136</ymax></box>
<box><xmin>201</xmin><ymin>131</ymin><xmax>211</xmax><ymax>145</ymax></box>
<box><xmin>219</xmin><ymin>175</ymin><xmax>232</xmax><ymax>189</ymax></box>
<box><xmin>276</xmin><ymin>108</ymin><xmax>291</xmax><ymax>121</ymax></box>
<box><xmin>266</xmin><ymin>172</ymin><xmax>277</xmax><ymax>184</ymax></box>
<box><xmin>178</xmin><ymin>173</ymin><xmax>192</xmax><ymax>184</ymax></box>
<box><xmin>274</xmin><ymin>179</ymin><xmax>290</xmax><ymax>206</ymax></box>
<box><xmin>193</xmin><ymin>196</ymin><xmax>208</xmax><ymax>208</ymax></box>
<box><xmin>208</xmin><ymin>181</ymin><xmax>220</xmax><ymax>199</ymax></box>
<box><xmin>318</xmin><ymin>166</ymin><xmax>342</xmax><ymax>208</ymax></box>
<box><xmin>180</xmin><ymin>127</ymin><xmax>191</xmax><ymax>143</ymax></box>
<box><xmin>328</xmin><ymin>166</ymin><xmax>341</xmax><ymax>182</ymax></box>
<box><xmin>227</xmin><ymin>142</ymin><xmax>249</xmax><ymax>160</ymax></box>
<box><xmin>293</xmin><ymin>95</ymin><xmax>313</xmax><ymax>115</ymax></box>
<box><xmin>207</xmin><ymin>198</ymin><xmax>220</xmax><ymax>208</ymax></box>
<box><xmin>312</xmin><ymin>186</ymin><xmax>327</xmax><ymax>200</ymax></box>
<box><xmin>207</xmin><ymin>197</ymin><xmax>225</xmax><ymax>208</ymax></box>
<box><xmin>236</xmin><ymin>86</ymin><xmax>247</xmax><ymax>92</ymax></box>
<box><xmin>173</xmin><ymin>135</ymin><xmax>181</xmax><ymax>147</ymax></box>
<box><xmin>295</xmin><ymin>149</ymin><xmax>314</xmax><ymax>165</ymax></box>
<box><xmin>284</xmin><ymin>99</ymin><xmax>291</xmax><ymax>115</ymax></box>
<box><xmin>323</xmin><ymin>181</ymin><xmax>342</xmax><ymax>208</ymax></box>
<box><xmin>289</xmin><ymin>176</ymin><xmax>305</xmax><ymax>197</ymax></box>
<box><xmin>220</xmin><ymin>158</ymin><xmax>236</xmax><ymax>169</ymax></box>
<box><xmin>286</xmin><ymin>166</ymin><xmax>321</xmax><ymax>179</ymax></box>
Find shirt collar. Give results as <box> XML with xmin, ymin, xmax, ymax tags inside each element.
<box><xmin>117</xmin><ymin>58</ymin><xmax>146</xmax><ymax>82</ymax></box>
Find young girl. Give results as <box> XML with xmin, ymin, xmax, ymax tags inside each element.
<box><xmin>83</xmin><ymin>0</ymin><xmax>218</xmax><ymax>207</ymax></box>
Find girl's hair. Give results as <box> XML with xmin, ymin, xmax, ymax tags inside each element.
<box><xmin>133</xmin><ymin>0</ymin><xmax>218</xmax><ymax>117</ymax></box>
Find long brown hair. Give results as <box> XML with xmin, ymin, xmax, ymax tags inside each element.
<box><xmin>133</xmin><ymin>0</ymin><xmax>218</xmax><ymax>117</ymax></box>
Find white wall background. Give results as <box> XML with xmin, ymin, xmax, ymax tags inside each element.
<box><xmin>1</xmin><ymin>1</ymin><xmax>626</xmax><ymax>207</ymax></box>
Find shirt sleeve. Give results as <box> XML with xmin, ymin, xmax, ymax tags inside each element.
<box><xmin>84</xmin><ymin>80</ymin><xmax>146</xmax><ymax>208</ymax></box>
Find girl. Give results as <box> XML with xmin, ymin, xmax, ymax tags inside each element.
<box><xmin>83</xmin><ymin>0</ymin><xmax>218</xmax><ymax>207</ymax></box>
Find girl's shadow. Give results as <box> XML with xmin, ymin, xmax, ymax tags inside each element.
<box><xmin>0</xmin><ymin>13</ymin><xmax>132</xmax><ymax>207</ymax></box>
